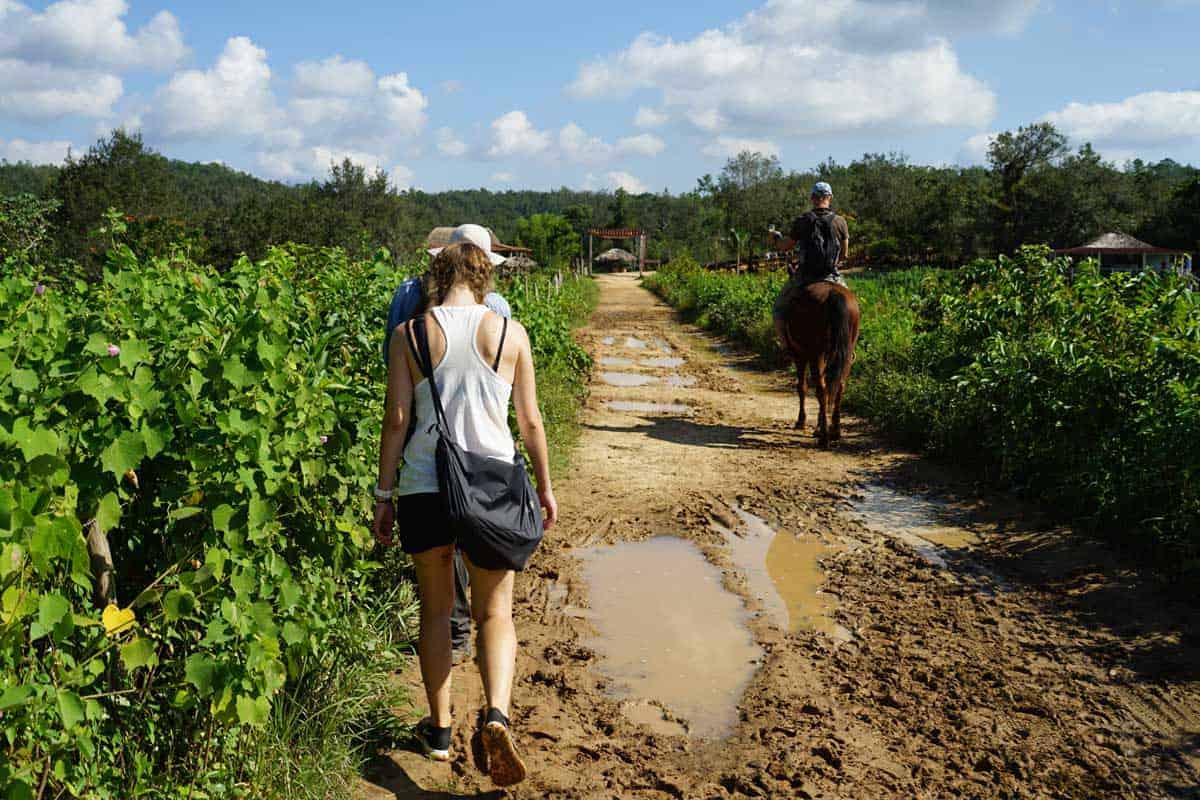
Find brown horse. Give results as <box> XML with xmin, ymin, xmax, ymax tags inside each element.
<box><xmin>782</xmin><ymin>281</ymin><xmax>861</xmax><ymax>447</ymax></box>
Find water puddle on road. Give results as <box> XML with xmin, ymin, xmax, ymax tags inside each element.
<box><xmin>579</xmin><ymin>537</ymin><xmax>762</xmax><ymax>739</ymax></box>
<box><xmin>641</xmin><ymin>357</ymin><xmax>685</xmax><ymax>368</ymax></box>
<box><xmin>664</xmin><ymin>374</ymin><xmax>697</xmax><ymax>387</ymax></box>
<box><xmin>605</xmin><ymin>400</ymin><xmax>693</xmax><ymax>415</ymax></box>
<box><xmin>624</xmin><ymin>336</ymin><xmax>648</xmax><ymax>349</ymax></box>
<box><xmin>713</xmin><ymin>507</ymin><xmax>844</xmax><ymax>638</ymax></box>
<box><xmin>851</xmin><ymin>482</ymin><xmax>980</xmax><ymax>569</ymax></box>
<box><xmin>601</xmin><ymin>336</ymin><xmax>616</xmax><ymax>346</ymax></box>
<box><xmin>599</xmin><ymin>371</ymin><xmax>658</xmax><ymax>387</ymax></box>
<box><xmin>599</xmin><ymin>356</ymin><xmax>635</xmax><ymax>367</ymax></box>
<box><xmin>654</xmin><ymin>338</ymin><xmax>673</xmax><ymax>353</ymax></box>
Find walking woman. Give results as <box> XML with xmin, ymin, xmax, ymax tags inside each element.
<box><xmin>373</xmin><ymin>242</ymin><xmax>557</xmax><ymax>787</ymax></box>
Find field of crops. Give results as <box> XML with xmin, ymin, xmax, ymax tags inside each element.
<box><xmin>0</xmin><ymin>242</ymin><xmax>594</xmax><ymax>798</ymax></box>
<box><xmin>646</xmin><ymin>249</ymin><xmax>1200</xmax><ymax>579</ymax></box>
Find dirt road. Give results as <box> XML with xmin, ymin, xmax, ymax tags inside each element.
<box><xmin>361</xmin><ymin>274</ymin><xmax>1199</xmax><ymax>799</ymax></box>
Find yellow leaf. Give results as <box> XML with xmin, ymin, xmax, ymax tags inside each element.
<box><xmin>186</xmin><ymin>490</ymin><xmax>204</xmax><ymax>505</ymax></box>
<box><xmin>102</xmin><ymin>603</ymin><xmax>136</xmax><ymax>637</ymax></box>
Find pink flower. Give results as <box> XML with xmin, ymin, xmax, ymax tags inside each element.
<box><xmin>34</xmin><ymin>283</ymin><xmax>45</xmax><ymax>296</ymax></box>
<box><xmin>319</xmin><ymin>435</ymin><xmax>329</xmax><ymax>445</ymax></box>
<box><xmin>107</xmin><ymin>344</ymin><xmax>120</xmax><ymax>357</ymax></box>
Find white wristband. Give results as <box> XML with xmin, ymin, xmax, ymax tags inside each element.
<box><xmin>373</xmin><ymin>483</ymin><xmax>395</xmax><ymax>500</ymax></box>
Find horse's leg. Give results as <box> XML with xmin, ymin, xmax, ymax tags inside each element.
<box><xmin>830</xmin><ymin>373</ymin><xmax>845</xmax><ymax>441</ymax></box>
<box><xmin>794</xmin><ymin>358</ymin><xmax>808</xmax><ymax>430</ymax></box>
<box><xmin>811</xmin><ymin>360</ymin><xmax>828</xmax><ymax>447</ymax></box>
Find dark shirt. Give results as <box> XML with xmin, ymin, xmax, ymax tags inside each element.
<box><xmin>788</xmin><ymin>208</ymin><xmax>849</xmax><ymax>268</ymax></box>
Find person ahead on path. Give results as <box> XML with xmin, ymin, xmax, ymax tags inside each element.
<box><xmin>383</xmin><ymin>224</ymin><xmax>511</xmax><ymax>665</ymax></box>
<box><xmin>769</xmin><ymin>181</ymin><xmax>850</xmax><ymax>349</ymax></box>
<box><xmin>373</xmin><ymin>242</ymin><xmax>557</xmax><ymax>787</ymax></box>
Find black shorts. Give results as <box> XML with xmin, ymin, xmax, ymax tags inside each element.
<box><xmin>395</xmin><ymin>492</ymin><xmax>454</xmax><ymax>555</ymax></box>
<box><xmin>394</xmin><ymin>492</ymin><xmax>535</xmax><ymax>571</ymax></box>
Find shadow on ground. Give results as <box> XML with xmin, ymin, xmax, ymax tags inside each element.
<box><xmin>361</xmin><ymin>754</ymin><xmax>504</xmax><ymax>800</ymax></box>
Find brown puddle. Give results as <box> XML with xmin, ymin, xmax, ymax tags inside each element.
<box><xmin>579</xmin><ymin>537</ymin><xmax>762</xmax><ymax>739</ymax></box>
<box><xmin>851</xmin><ymin>483</ymin><xmax>980</xmax><ymax>569</ymax></box>
<box><xmin>605</xmin><ymin>400</ymin><xmax>692</xmax><ymax>415</ymax></box>
<box><xmin>599</xmin><ymin>371</ymin><xmax>658</xmax><ymax>387</ymax></box>
<box><xmin>642</xmin><ymin>357</ymin><xmax>685</xmax><ymax>368</ymax></box>
<box><xmin>664</xmin><ymin>374</ymin><xmax>697</xmax><ymax>387</ymax></box>
<box><xmin>713</xmin><ymin>507</ymin><xmax>844</xmax><ymax>638</ymax></box>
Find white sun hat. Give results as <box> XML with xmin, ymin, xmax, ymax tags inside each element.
<box><xmin>427</xmin><ymin>223</ymin><xmax>507</xmax><ymax>266</ymax></box>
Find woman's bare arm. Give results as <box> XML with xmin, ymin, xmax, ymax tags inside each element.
<box><xmin>374</xmin><ymin>325</ymin><xmax>415</xmax><ymax>544</ymax></box>
<box><xmin>509</xmin><ymin>322</ymin><xmax>557</xmax><ymax>529</ymax></box>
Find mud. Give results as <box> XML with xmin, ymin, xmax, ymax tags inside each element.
<box><xmin>361</xmin><ymin>274</ymin><xmax>1200</xmax><ymax>800</ymax></box>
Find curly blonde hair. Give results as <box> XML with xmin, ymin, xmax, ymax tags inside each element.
<box><xmin>425</xmin><ymin>242</ymin><xmax>494</xmax><ymax>305</ymax></box>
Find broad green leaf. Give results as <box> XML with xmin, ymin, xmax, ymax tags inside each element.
<box><xmin>26</xmin><ymin>455</ymin><xmax>69</xmax><ymax>487</ymax></box>
<box><xmin>57</xmin><ymin>689</ymin><xmax>85</xmax><ymax>729</ymax></box>
<box><xmin>204</xmin><ymin>546</ymin><xmax>228</xmax><ymax>579</ymax></box>
<box><xmin>141</xmin><ymin>423</ymin><xmax>171</xmax><ymax>458</ymax></box>
<box><xmin>10</xmin><ymin>368</ymin><xmax>38</xmax><ymax>392</ymax></box>
<box><xmin>12</xmin><ymin>417</ymin><xmax>59</xmax><ymax>462</ymax></box>
<box><xmin>282</xmin><ymin>621</ymin><xmax>305</xmax><ymax>646</ymax></box>
<box><xmin>95</xmin><ymin>492</ymin><xmax>121</xmax><ymax>535</ymax></box>
<box><xmin>185</xmin><ymin>654</ymin><xmax>217</xmax><ymax>695</ymax></box>
<box><xmin>223</xmin><ymin>356</ymin><xmax>250</xmax><ymax>388</ymax></box>
<box><xmin>169</xmin><ymin>506</ymin><xmax>203</xmax><ymax>522</ymax></box>
<box><xmin>211</xmin><ymin>505</ymin><xmax>235</xmax><ymax>533</ymax></box>
<box><xmin>36</xmin><ymin>592</ymin><xmax>71</xmax><ymax>634</ymax></box>
<box><xmin>120</xmin><ymin>636</ymin><xmax>158</xmax><ymax>671</ymax></box>
<box><xmin>99</xmin><ymin>430</ymin><xmax>145</xmax><ymax>478</ymax></box>
<box><xmin>248</xmin><ymin>496</ymin><xmax>273</xmax><ymax>530</ymax></box>
<box><xmin>0</xmin><ymin>684</ymin><xmax>33</xmax><ymax>711</ymax></box>
<box><xmin>163</xmin><ymin>588</ymin><xmax>196</xmax><ymax>620</ymax></box>
<box><xmin>236</xmin><ymin>693</ymin><xmax>270</xmax><ymax>727</ymax></box>
<box><xmin>256</xmin><ymin>333</ymin><xmax>282</xmax><ymax>366</ymax></box>
<box><xmin>117</xmin><ymin>337</ymin><xmax>151</xmax><ymax>371</ymax></box>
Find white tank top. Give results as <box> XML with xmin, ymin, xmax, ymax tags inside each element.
<box><xmin>394</xmin><ymin>305</ymin><xmax>516</xmax><ymax>496</ymax></box>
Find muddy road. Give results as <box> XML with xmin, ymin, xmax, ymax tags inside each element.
<box><xmin>362</xmin><ymin>274</ymin><xmax>1200</xmax><ymax>799</ymax></box>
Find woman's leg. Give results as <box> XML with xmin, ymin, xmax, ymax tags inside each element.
<box><xmin>463</xmin><ymin>558</ymin><xmax>516</xmax><ymax>715</ymax></box>
<box><xmin>412</xmin><ymin>544</ymin><xmax>457</xmax><ymax>726</ymax></box>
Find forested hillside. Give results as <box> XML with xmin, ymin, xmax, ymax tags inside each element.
<box><xmin>2</xmin><ymin>125</ymin><xmax>1198</xmax><ymax>273</ymax></box>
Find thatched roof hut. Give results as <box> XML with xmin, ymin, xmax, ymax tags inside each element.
<box><xmin>595</xmin><ymin>247</ymin><xmax>636</xmax><ymax>264</ymax></box>
<box><xmin>500</xmin><ymin>254</ymin><xmax>538</xmax><ymax>276</ymax></box>
<box><xmin>1055</xmin><ymin>231</ymin><xmax>1190</xmax><ymax>273</ymax></box>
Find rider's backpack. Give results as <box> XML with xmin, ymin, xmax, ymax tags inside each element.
<box><xmin>802</xmin><ymin>210</ymin><xmax>841</xmax><ymax>278</ymax></box>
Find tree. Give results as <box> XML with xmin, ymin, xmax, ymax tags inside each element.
<box><xmin>608</xmin><ymin>188</ymin><xmax>632</xmax><ymax>229</ymax></box>
<box><xmin>0</xmin><ymin>194</ymin><xmax>60</xmax><ymax>261</ymax></box>
<box><xmin>515</xmin><ymin>213</ymin><xmax>580</xmax><ymax>269</ymax></box>
<box><xmin>987</xmin><ymin>122</ymin><xmax>1069</xmax><ymax>251</ymax></box>
<box><xmin>51</xmin><ymin>130</ymin><xmax>183</xmax><ymax>260</ymax></box>
<box><xmin>715</xmin><ymin>152</ymin><xmax>788</xmax><ymax>260</ymax></box>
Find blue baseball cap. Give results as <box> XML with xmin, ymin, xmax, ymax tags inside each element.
<box><xmin>811</xmin><ymin>181</ymin><xmax>833</xmax><ymax>197</ymax></box>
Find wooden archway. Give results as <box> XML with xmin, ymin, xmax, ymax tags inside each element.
<box><xmin>587</xmin><ymin>227</ymin><xmax>647</xmax><ymax>274</ymax></box>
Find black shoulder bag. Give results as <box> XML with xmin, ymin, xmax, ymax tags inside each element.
<box><xmin>407</xmin><ymin>314</ymin><xmax>544</xmax><ymax>571</ymax></box>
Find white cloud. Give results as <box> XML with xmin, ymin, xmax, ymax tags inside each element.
<box><xmin>633</xmin><ymin>106</ymin><xmax>668</xmax><ymax>128</ymax></box>
<box><xmin>436</xmin><ymin>127</ymin><xmax>468</xmax><ymax>157</ymax></box>
<box><xmin>375</xmin><ymin>72</ymin><xmax>428</xmax><ymax>135</ymax></box>
<box><xmin>0</xmin><ymin>0</ymin><xmax>188</xmax><ymax>70</ymax></box>
<box><xmin>0</xmin><ymin>136</ymin><xmax>73</xmax><ymax>163</ymax></box>
<box><xmin>559</xmin><ymin>121</ymin><xmax>613</xmax><ymax>164</ymax></box>
<box><xmin>257</xmin><ymin>145</ymin><xmax>389</xmax><ymax>181</ymax></box>
<box><xmin>390</xmin><ymin>163</ymin><xmax>415</xmax><ymax>189</ymax></box>
<box><xmin>487</xmin><ymin>110</ymin><xmax>552</xmax><ymax>158</ymax></box>
<box><xmin>150</xmin><ymin>36</ymin><xmax>276</xmax><ymax>139</ymax></box>
<box><xmin>293</xmin><ymin>55</ymin><xmax>374</xmax><ymax>96</ymax></box>
<box><xmin>585</xmin><ymin>170</ymin><xmax>649</xmax><ymax>194</ymax></box>
<box><xmin>570</xmin><ymin>0</ymin><xmax>1009</xmax><ymax>138</ymax></box>
<box><xmin>0</xmin><ymin>58</ymin><xmax>122</xmax><ymax>118</ymax></box>
<box><xmin>957</xmin><ymin>131</ymin><xmax>997</xmax><ymax>165</ymax></box>
<box><xmin>1042</xmin><ymin>90</ymin><xmax>1200</xmax><ymax>148</ymax></box>
<box><xmin>702</xmin><ymin>135</ymin><xmax>781</xmax><ymax>159</ymax></box>
<box><xmin>617</xmin><ymin>133</ymin><xmax>666</xmax><ymax>156</ymax></box>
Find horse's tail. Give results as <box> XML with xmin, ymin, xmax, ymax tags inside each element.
<box><xmin>825</xmin><ymin>290</ymin><xmax>852</xmax><ymax>389</ymax></box>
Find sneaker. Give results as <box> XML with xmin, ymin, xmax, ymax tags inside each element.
<box><xmin>415</xmin><ymin>718</ymin><xmax>452</xmax><ymax>762</ymax></box>
<box><xmin>482</xmin><ymin>719</ymin><xmax>527</xmax><ymax>787</ymax></box>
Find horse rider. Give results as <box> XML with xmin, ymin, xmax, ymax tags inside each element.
<box><xmin>768</xmin><ymin>181</ymin><xmax>850</xmax><ymax>350</ymax></box>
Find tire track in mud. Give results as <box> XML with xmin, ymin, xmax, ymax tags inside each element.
<box><xmin>361</xmin><ymin>274</ymin><xmax>1200</xmax><ymax>799</ymax></box>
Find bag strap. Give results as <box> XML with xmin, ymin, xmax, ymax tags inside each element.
<box><xmin>492</xmin><ymin>317</ymin><xmax>509</xmax><ymax>372</ymax></box>
<box><xmin>411</xmin><ymin>315</ymin><xmax>450</xmax><ymax>431</ymax></box>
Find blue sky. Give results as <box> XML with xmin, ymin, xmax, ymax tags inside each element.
<box><xmin>1</xmin><ymin>0</ymin><xmax>1198</xmax><ymax>193</ymax></box>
